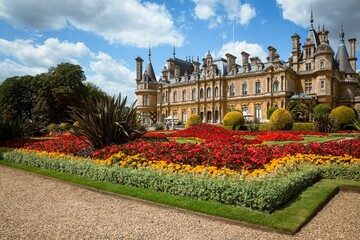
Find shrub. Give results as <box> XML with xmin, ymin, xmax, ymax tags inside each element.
<box><xmin>68</xmin><ymin>94</ymin><xmax>145</xmax><ymax>149</ymax></box>
<box><xmin>0</xmin><ymin>118</ymin><xmax>29</xmax><ymax>141</ymax></box>
<box><xmin>269</xmin><ymin>108</ymin><xmax>293</xmax><ymax>130</ymax></box>
<box><xmin>154</xmin><ymin>123</ymin><xmax>164</xmax><ymax>130</ymax></box>
<box><xmin>223</xmin><ymin>111</ymin><xmax>245</xmax><ymax>130</ymax></box>
<box><xmin>314</xmin><ymin>115</ymin><xmax>336</xmax><ymax>132</ymax></box>
<box><xmin>59</xmin><ymin>122</ymin><xmax>71</xmax><ymax>131</ymax></box>
<box><xmin>267</xmin><ymin>107</ymin><xmax>278</xmax><ymax>119</ymax></box>
<box><xmin>46</xmin><ymin>123</ymin><xmax>59</xmax><ymax>133</ymax></box>
<box><xmin>329</xmin><ymin>106</ymin><xmax>356</xmax><ymax>129</ymax></box>
<box><xmin>185</xmin><ymin>114</ymin><xmax>202</xmax><ymax>129</ymax></box>
<box><xmin>313</xmin><ymin>104</ymin><xmax>331</xmax><ymax>120</ymax></box>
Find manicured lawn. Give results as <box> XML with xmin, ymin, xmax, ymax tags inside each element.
<box><xmin>265</xmin><ymin>135</ymin><xmax>348</xmax><ymax>145</ymax></box>
<box><xmin>1</xmin><ymin>160</ymin><xmax>359</xmax><ymax>235</ymax></box>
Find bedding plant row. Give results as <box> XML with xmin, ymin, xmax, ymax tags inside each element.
<box><xmin>1</xmin><ymin>124</ymin><xmax>360</xmax><ymax>213</ymax></box>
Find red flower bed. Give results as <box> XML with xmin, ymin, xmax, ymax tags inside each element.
<box><xmin>256</xmin><ymin>132</ymin><xmax>304</xmax><ymax>141</ymax></box>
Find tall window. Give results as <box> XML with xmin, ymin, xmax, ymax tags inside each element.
<box><xmin>306</xmin><ymin>63</ymin><xmax>312</xmax><ymax>71</ymax></box>
<box><xmin>161</xmin><ymin>94</ymin><xmax>165</xmax><ymax>103</ymax></box>
<box><xmin>242</xmin><ymin>82</ymin><xmax>248</xmax><ymax>95</ymax></box>
<box><xmin>182</xmin><ymin>90</ymin><xmax>186</xmax><ymax>101</ymax></box>
<box><xmin>320</xmin><ymin>61</ymin><xmax>325</xmax><ymax>69</ymax></box>
<box><xmin>192</xmin><ymin>88</ymin><xmax>196</xmax><ymax>100</ymax></box>
<box><xmin>142</xmin><ymin>95</ymin><xmax>149</xmax><ymax>106</ymax></box>
<box><xmin>255</xmin><ymin>82</ymin><xmax>261</xmax><ymax>94</ymax></box>
<box><xmin>229</xmin><ymin>84</ymin><xmax>235</xmax><ymax>96</ymax></box>
<box><xmin>273</xmin><ymin>80</ymin><xmax>280</xmax><ymax>92</ymax></box>
<box><xmin>182</xmin><ymin>110</ymin><xmax>187</xmax><ymax>123</ymax></box>
<box><xmin>305</xmin><ymin>79</ymin><xmax>312</xmax><ymax>94</ymax></box>
<box><xmin>214</xmin><ymin>86</ymin><xmax>219</xmax><ymax>97</ymax></box>
<box><xmin>173</xmin><ymin>91</ymin><xmax>177</xmax><ymax>102</ymax></box>
<box><xmin>200</xmin><ymin>88</ymin><xmax>204</xmax><ymax>98</ymax></box>
<box><xmin>173</xmin><ymin>111</ymin><xmax>178</xmax><ymax>120</ymax></box>
<box><xmin>255</xmin><ymin>105</ymin><xmax>262</xmax><ymax>121</ymax></box>
<box><xmin>320</xmin><ymin>79</ymin><xmax>325</xmax><ymax>89</ymax></box>
<box><xmin>206</xmin><ymin>87</ymin><xmax>212</xmax><ymax>98</ymax></box>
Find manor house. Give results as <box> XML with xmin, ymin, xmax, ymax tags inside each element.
<box><xmin>135</xmin><ymin>16</ymin><xmax>358</xmax><ymax>125</ymax></box>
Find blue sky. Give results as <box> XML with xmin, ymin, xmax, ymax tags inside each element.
<box><xmin>0</xmin><ymin>0</ymin><xmax>359</xmax><ymax>103</ymax></box>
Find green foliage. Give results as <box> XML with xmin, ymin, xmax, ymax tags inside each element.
<box><xmin>313</xmin><ymin>104</ymin><xmax>331</xmax><ymax>120</ymax></box>
<box><xmin>0</xmin><ymin>150</ymin><xmax>322</xmax><ymax>213</ymax></box>
<box><xmin>185</xmin><ymin>114</ymin><xmax>202</xmax><ymax>129</ymax></box>
<box><xmin>154</xmin><ymin>123</ymin><xmax>165</xmax><ymax>130</ymax></box>
<box><xmin>46</xmin><ymin>123</ymin><xmax>59</xmax><ymax>133</ymax></box>
<box><xmin>59</xmin><ymin>122</ymin><xmax>72</xmax><ymax>131</ymax></box>
<box><xmin>314</xmin><ymin>115</ymin><xmax>336</xmax><ymax>133</ymax></box>
<box><xmin>266</xmin><ymin>107</ymin><xmax>278</xmax><ymax>119</ymax></box>
<box><xmin>329</xmin><ymin>106</ymin><xmax>356</xmax><ymax>129</ymax></box>
<box><xmin>287</xmin><ymin>100</ymin><xmax>309</xmax><ymax>122</ymax></box>
<box><xmin>68</xmin><ymin>94</ymin><xmax>145</xmax><ymax>149</ymax></box>
<box><xmin>0</xmin><ymin>63</ymin><xmax>107</xmax><ymax>130</ymax></box>
<box><xmin>269</xmin><ymin>108</ymin><xmax>293</xmax><ymax>130</ymax></box>
<box><xmin>223</xmin><ymin>111</ymin><xmax>245</xmax><ymax>130</ymax></box>
<box><xmin>292</xmin><ymin>122</ymin><xmax>314</xmax><ymax>131</ymax></box>
<box><xmin>0</xmin><ymin>118</ymin><xmax>30</xmax><ymax>141</ymax></box>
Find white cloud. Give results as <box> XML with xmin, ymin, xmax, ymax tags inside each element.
<box><xmin>0</xmin><ymin>38</ymin><xmax>136</xmax><ymax>101</ymax></box>
<box><xmin>0</xmin><ymin>0</ymin><xmax>183</xmax><ymax>48</ymax></box>
<box><xmin>87</xmin><ymin>52</ymin><xmax>136</xmax><ymax>102</ymax></box>
<box><xmin>0</xmin><ymin>38</ymin><xmax>93</xmax><ymax>68</ymax></box>
<box><xmin>276</xmin><ymin>0</ymin><xmax>360</xmax><ymax>49</ymax></box>
<box><xmin>192</xmin><ymin>0</ymin><xmax>256</xmax><ymax>27</ymax></box>
<box><xmin>216</xmin><ymin>41</ymin><xmax>267</xmax><ymax>63</ymax></box>
<box><xmin>0</xmin><ymin>59</ymin><xmax>46</xmax><ymax>80</ymax></box>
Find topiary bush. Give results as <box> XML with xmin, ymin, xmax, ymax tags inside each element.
<box><xmin>329</xmin><ymin>106</ymin><xmax>356</xmax><ymax>130</ymax></box>
<box><xmin>223</xmin><ymin>111</ymin><xmax>245</xmax><ymax>130</ymax></box>
<box><xmin>313</xmin><ymin>104</ymin><xmax>331</xmax><ymax>120</ymax></box>
<box><xmin>269</xmin><ymin>108</ymin><xmax>293</xmax><ymax>130</ymax></box>
<box><xmin>267</xmin><ymin>107</ymin><xmax>278</xmax><ymax>119</ymax></box>
<box><xmin>185</xmin><ymin>114</ymin><xmax>202</xmax><ymax>129</ymax></box>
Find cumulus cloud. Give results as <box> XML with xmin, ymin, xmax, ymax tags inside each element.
<box><xmin>276</xmin><ymin>0</ymin><xmax>360</xmax><ymax>48</ymax></box>
<box><xmin>215</xmin><ymin>41</ymin><xmax>267</xmax><ymax>63</ymax></box>
<box><xmin>0</xmin><ymin>38</ymin><xmax>93</xmax><ymax>68</ymax></box>
<box><xmin>192</xmin><ymin>0</ymin><xmax>256</xmax><ymax>27</ymax></box>
<box><xmin>87</xmin><ymin>52</ymin><xmax>136</xmax><ymax>102</ymax></box>
<box><xmin>0</xmin><ymin>0</ymin><xmax>183</xmax><ymax>47</ymax></box>
<box><xmin>0</xmin><ymin>38</ymin><xmax>136</xmax><ymax>101</ymax></box>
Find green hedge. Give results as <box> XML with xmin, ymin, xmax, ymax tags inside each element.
<box><xmin>292</xmin><ymin>122</ymin><xmax>314</xmax><ymax>131</ymax></box>
<box><xmin>1</xmin><ymin>149</ymin><xmax>359</xmax><ymax>213</ymax></box>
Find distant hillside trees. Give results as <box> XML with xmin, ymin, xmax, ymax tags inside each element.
<box><xmin>0</xmin><ymin>62</ymin><xmax>108</xmax><ymax>132</ymax></box>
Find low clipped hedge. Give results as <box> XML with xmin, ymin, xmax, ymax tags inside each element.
<box><xmin>292</xmin><ymin>122</ymin><xmax>314</xmax><ymax>131</ymax></box>
<box><xmin>1</xmin><ymin>149</ymin><xmax>359</xmax><ymax>212</ymax></box>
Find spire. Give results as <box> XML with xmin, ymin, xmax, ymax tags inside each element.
<box><xmin>148</xmin><ymin>47</ymin><xmax>152</xmax><ymax>62</ymax></box>
<box><xmin>310</xmin><ymin>7</ymin><xmax>314</xmax><ymax>29</ymax></box>
<box><xmin>173</xmin><ymin>46</ymin><xmax>176</xmax><ymax>59</ymax></box>
<box><xmin>339</xmin><ymin>24</ymin><xmax>345</xmax><ymax>44</ymax></box>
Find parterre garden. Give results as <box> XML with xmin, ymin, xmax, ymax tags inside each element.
<box><xmin>1</xmin><ymin>94</ymin><xmax>360</xmax><ymax>233</ymax></box>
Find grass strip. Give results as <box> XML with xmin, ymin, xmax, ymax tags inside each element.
<box><xmin>1</xmin><ymin>160</ymin><xmax>359</xmax><ymax>235</ymax></box>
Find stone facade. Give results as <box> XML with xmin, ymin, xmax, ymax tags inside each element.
<box><xmin>135</xmin><ymin>20</ymin><xmax>358</xmax><ymax>126</ymax></box>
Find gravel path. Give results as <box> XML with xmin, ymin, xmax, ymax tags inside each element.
<box><xmin>0</xmin><ymin>165</ymin><xmax>359</xmax><ymax>240</ymax></box>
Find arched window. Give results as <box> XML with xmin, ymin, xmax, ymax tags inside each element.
<box><xmin>229</xmin><ymin>84</ymin><xmax>235</xmax><ymax>96</ymax></box>
<box><xmin>255</xmin><ymin>82</ymin><xmax>261</xmax><ymax>94</ymax></box>
<box><xmin>214</xmin><ymin>86</ymin><xmax>219</xmax><ymax>97</ymax></box>
<box><xmin>273</xmin><ymin>81</ymin><xmax>280</xmax><ymax>92</ymax></box>
<box><xmin>173</xmin><ymin>91</ymin><xmax>177</xmax><ymax>102</ymax></box>
<box><xmin>200</xmin><ymin>88</ymin><xmax>204</xmax><ymax>98</ymax></box>
<box><xmin>192</xmin><ymin>88</ymin><xmax>196</xmax><ymax>100</ymax></box>
<box><xmin>206</xmin><ymin>87</ymin><xmax>212</xmax><ymax>98</ymax></box>
<box><xmin>182</xmin><ymin>90</ymin><xmax>186</xmax><ymax>101</ymax></box>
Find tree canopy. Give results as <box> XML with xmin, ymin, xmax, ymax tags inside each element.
<box><xmin>0</xmin><ymin>63</ymin><xmax>109</xmax><ymax>128</ymax></box>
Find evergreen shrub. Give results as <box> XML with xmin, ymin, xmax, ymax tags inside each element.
<box><xmin>185</xmin><ymin>114</ymin><xmax>202</xmax><ymax>129</ymax></box>
<box><xmin>223</xmin><ymin>111</ymin><xmax>245</xmax><ymax>130</ymax></box>
<box><xmin>313</xmin><ymin>104</ymin><xmax>331</xmax><ymax>120</ymax></box>
<box><xmin>269</xmin><ymin>108</ymin><xmax>293</xmax><ymax>130</ymax></box>
<box><xmin>329</xmin><ymin>106</ymin><xmax>356</xmax><ymax>129</ymax></box>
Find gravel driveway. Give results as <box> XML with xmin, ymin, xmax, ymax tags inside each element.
<box><xmin>0</xmin><ymin>165</ymin><xmax>359</xmax><ymax>240</ymax></box>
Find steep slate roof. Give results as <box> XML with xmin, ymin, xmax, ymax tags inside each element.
<box><xmin>335</xmin><ymin>28</ymin><xmax>355</xmax><ymax>73</ymax></box>
<box><xmin>144</xmin><ymin>49</ymin><xmax>157</xmax><ymax>82</ymax></box>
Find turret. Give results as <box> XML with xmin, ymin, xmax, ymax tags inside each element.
<box><xmin>348</xmin><ymin>37</ymin><xmax>357</xmax><ymax>72</ymax></box>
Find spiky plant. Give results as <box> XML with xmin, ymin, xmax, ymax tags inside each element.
<box><xmin>0</xmin><ymin>118</ymin><xmax>29</xmax><ymax>141</ymax></box>
<box><xmin>68</xmin><ymin>94</ymin><xmax>145</xmax><ymax>149</ymax></box>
